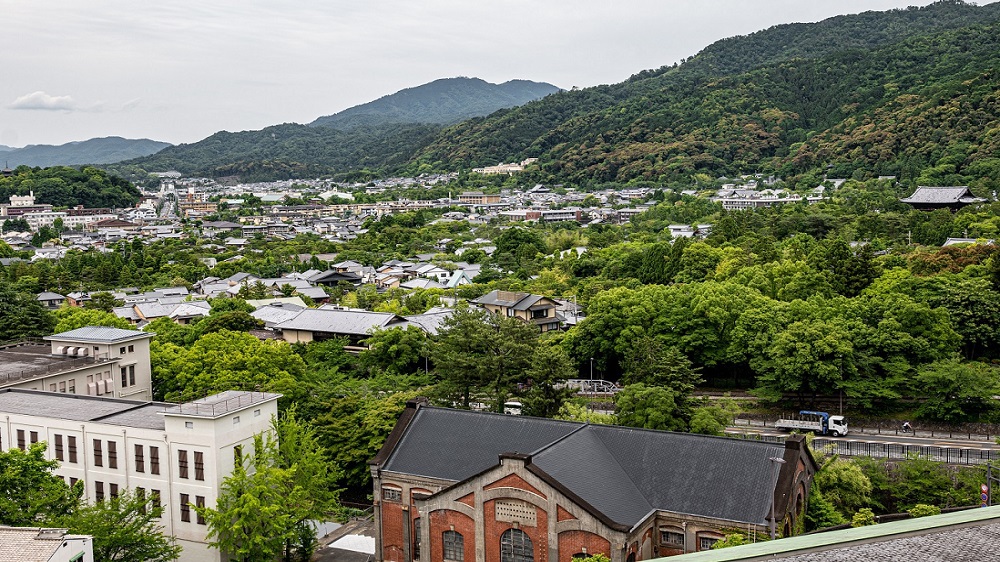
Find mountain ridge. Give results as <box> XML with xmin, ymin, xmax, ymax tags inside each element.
<box><xmin>5</xmin><ymin>136</ymin><xmax>171</xmax><ymax>168</ymax></box>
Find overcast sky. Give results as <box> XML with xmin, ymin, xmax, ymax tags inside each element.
<box><xmin>1</xmin><ymin>0</ymin><xmax>985</xmax><ymax>148</ymax></box>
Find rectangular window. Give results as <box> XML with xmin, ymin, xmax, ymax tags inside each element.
<box><xmin>121</xmin><ymin>367</ymin><xmax>128</xmax><ymax>388</ymax></box>
<box><xmin>29</xmin><ymin>431</ymin><xmax>38</xmax><ymax>444</ymax></box>
<box><xmin>120</xmin><ymin>347</ymin><xmax>126</xmax><ymax>355</ymax></box>
<box><xmin>50</xmin><ymin>383</ymin><xmax>57</xmax><ymax>392</ymax></box>
<box><xmin>17</xmin><ymin>429</ymin><xmax>25</xmax><ymax>450</ymax></box>
<box><xmin>443</xmin><ymin>530</ymin><xmax>464</xmax><ymax>561</ymax></box>
<box><xmin>178</xmin><ymin>449</ymin><xmax>189</xmax><ymax>479</ymax></box>
<box><xmin>128</xmin><ymin>345</ymin><xmax>134</xmax><ymax>353</ymax></box>
<box><xmin>69</xmin><ymin>379</ymin><xmax>75</xmax><ymax>393</ymax></box>
<box><xmin>662</xmin><ymin>531</ymin><xmax>685</xmax><ymax>547</ymax></box>
<box><xmin>108</xmin><ymin>441</ymin><xmax>118</xmax><ymax>469</ymax></box>
<box><xmin>382</xmin><ymin>488</ymin><xmax>402</xmax><ymax>502</ymax></box>
<box><xmin>699</xmin><ymin>537</ymin><xmax>719</xmax><ymax>551</ymax></box>
<box><xmin>137</xmin><ymin>487</ymin><xmax>147</xmax><ymax>514</ymax></box>
<box><xmin>55</xmin><ymin>434</ymin><xmax>64</xmax><ymax>461</ymax></box>
<box><xmin>128</xmin><ymin>365</ymin><xmax>135</xmax><ymax>386</ymax></box>
<box><xmin>59</xmin><ymin>381</ymin><xmax>66</xmax><ymax>393</ymax></box>
<box><xmin>150</xmin><ymin>446</ymin><xmax>160</xmax><ymax>475</ymax></box>
<box><xmin>151</xmin><ymin>489</ymin><xmax>161</xmax><ymax>510</ymax></box>
<box><xmin>70</xmin><ymin>477</ymin><xmax>78</xmax><ymax>487</ymax></box>
<box><xmin>135</xmin><ymin>444</ymin><xmax>145</xmax><ymax>473</ymax></box>
<box><xmin>194</xmin><ymin>451</ymin><xmax>205</xmax><ymax>481</ymax></box>
<box><xmin>233</xmin><ymin>415</ymin><xmax>240</xmax><ymax>424</ymax></box>
<box><xmin>110</xmin><ymin>483</ymin><xmax>119</xmax><ymax>499</ymax></box>
<box><xmin>234</xmin><ymin>445</ymin><xmax>243</xmax><ymax>467</ymax></box>
<box><xmin>68</xmin><ymin>436</ymin><xmax>77</xmax><ymax>463</ymax></box>
<box><xmin>93</xmin><ymin>439</ymin><xmax>103</xmax><ymax>467</ymax></box>
<box><xmin>196</xmin><ymin>496</ymin><xmax>206</xmax><ymax>525</ymax></box>
<box><xmin>95</xmin><ymin>481</ymin><xmax>104</xmax><ymax>502</ymax></box>
<box><xmin>180</xmin><ymin>493</ymin><xmax>190</xmax><ymax>522</ymax></box>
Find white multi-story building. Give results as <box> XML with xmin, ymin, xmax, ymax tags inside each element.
<box><xmin>0</xmin><ymin>326</ymin><xmax>155</xmax><ymax>401</ymax></box>
<box><xmin>0</xmin><ymin>388</ymin><xmax>281</xmax><ymax>562</ymax></box>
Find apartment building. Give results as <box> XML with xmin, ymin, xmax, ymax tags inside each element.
<box><xmin>0</xmin><ymin>388</ymin><xmax>281</xmax><ymax>562</ymax></box>
<box><xmin>0</xmin><ymin>326</ymin><xmax>154</xmax><ymax>401</ymax></box>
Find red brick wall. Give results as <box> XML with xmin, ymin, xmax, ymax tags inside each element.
<box><xmin>428</xmin><ymin>509</ymin><xmax>476</xmax><ymax>562</ymax></box>
<box><xmin>556</xmin><ymin>531</ymin><xmax>611</xmax><ymax>562</ymax></box>
<box><xmin>484</xmin><ymin>499</ymin><xmax>550</xmax><ymax>562</ymax></box>
<box><xmin>485</xmin><ymin>474</ymin><xmax>547</xmax><ymax>498</ymax></box>
<box><xmin>381</xmin><ymin>500</ymin><xmax>407</xmax><ymax>562</ymax></box>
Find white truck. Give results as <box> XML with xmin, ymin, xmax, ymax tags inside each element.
<box><xmin>775</xmin><ymin>410</ymin><xmax>849</xmax><ymax>437</ymax></box>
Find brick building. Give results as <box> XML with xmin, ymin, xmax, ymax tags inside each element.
<box><xmin>370</xmin><ymin>401</ymin><xmax>817</xmax><ymax>562</ymax></box>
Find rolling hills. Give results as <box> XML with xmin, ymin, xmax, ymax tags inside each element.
<box><xmin>3</xmin><ymin>137</ymin><xmax>171</xmax><ymax>168</ymax></box>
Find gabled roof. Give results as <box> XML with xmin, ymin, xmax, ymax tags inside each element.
<box><xmin>273</xmin><ymin>308</ymin><xmax>407</xmax><ymax>336</ymax></box>
<box><xmin>35</xmin><ymin>291</ymin><xmax>65</xmax><ymax>301</ymax></box>
<box><xmin>900</xmin><ymin>186</ymin><xmax>985</xmax><ymax>205</ymax></box>
<box><xmin>378</xmin><ymin>406</ymin><xmax>793</xmax><ymax>528</ymax></box>
<box><xmin>473</xmin><ymin>289</ymin><xmax>556</xmax><ymax>311</ymax></box>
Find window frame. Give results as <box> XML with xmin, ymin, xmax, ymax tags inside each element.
<box><xmin>500</xmin><ymin>528</ymin><xmax>534</xmax><ymax>562</ymax></box>
<box><xmin>443</xmin><ymin>530</ymin><xmax>464</xmax><ymax>562</ymax></box>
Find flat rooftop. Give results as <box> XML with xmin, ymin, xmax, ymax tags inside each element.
<box><xmin>0</xmin><ymin>342</ymin><xmax>113</xmax><ymax>386</ymax></box>
<box><xmin>163</xmin><ymin>390</ymin><xmax>281</xmax><ymax>419</ymax></box>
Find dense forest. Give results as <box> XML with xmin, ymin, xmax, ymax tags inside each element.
<box><xmin>0</xmin><ymin>166</ymin><xmax>142</xmax><ymax>208</ymax></box>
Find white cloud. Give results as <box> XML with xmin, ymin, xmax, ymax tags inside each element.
<box><xmin>9</xmin><ymin>91</ymin><xmax>79</xmax><ymax>111</ymax></box>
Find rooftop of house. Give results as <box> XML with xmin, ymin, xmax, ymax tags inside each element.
<box><xmin>0</xmin><ymin>526</ymin><xmax>90</xmax><ymax>562</ymax></box>
<box><xmin>669</xmin><ymin>505</ymin><xmax>1000</xmax><ymax>561</ymax></box>
<box><xmin>0</xmin><ymin>388</ymin><xmax>281</xmax><ymax>428</ymax></box>
<box><xmin>43</xmin><ymin>326</ymin><xmax>152</xmax><ymax>344</ymax></box>
<box><xmin>0</xmin><ymin>342</ymin><xmax>114</xmax><ymax>386</ymax></box>
<box><xmin>377</xmin><ymin>405</ymin><xmax>795</xmax><ymax>529</ymax></box>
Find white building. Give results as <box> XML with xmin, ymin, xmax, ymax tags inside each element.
<box><xmin>0</xmin><ymin>526</ymin><xmax>94</xmax><ymax>562</ymax></box>
<box><xmin>0</xmin><ymin>327</ymin><xmax>155</xmax><ymax>401</ymax></box>
<box><xmin>0</xmin><ymin>388</ymin><xmax>281</xmax><ymax>562</ymax></box>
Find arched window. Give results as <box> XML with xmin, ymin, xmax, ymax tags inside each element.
<box><xmin>500</xmin><ymin>528</ymin><xmax>534</xmax><ymax>562</ymax></box>
<box><xmin>443</xmin><ymin>530</ymin><xmax>464</xmax><ymax>561</ymax></box>
<box><xmin>413</xmin><ymin>518</ymin><xmax>421</xmax><ymax>560</ymax></box>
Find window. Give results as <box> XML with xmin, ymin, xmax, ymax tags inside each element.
<box><xmin>254</xmin><ymin>408</ymin><xmax>261</xmax><ymax>417</ymax></box>
<box><xmin>178</xmin><ymin>449</ymin><xmax>189</xmax><ymax>479</ymax></box>
<box><xmin>234</xmin><ymin>445</ymin><xmax>243</xmax><ymax>467</ymax></box>
<box><xmin>443</xmin><ymin>531</ymin><xmax>464</xmax><ymax>561</ymax></box>
<box><xmin>121</xmin><ymin>367</ymin><xmax>128</xmax><ymax>388</ymax></box>
<box><xmin>59</xmin><ymin>381</ymin><xmax>66</xmax><ymax>393</ymax></box>
<box><xmin>661</xmin><ymin>530</ymin><xmax>684</xmax><ymax>548</ymax></box>
<box><xmin>93</xmin><ymin>439</ymin><xmax>103</xmax><ymax>467</ymax></box>
<box><xmin>17</xmin><ymin>429</ymin><xmax>25</xmax><ymax>450</ymax></box>
<box><xmin>50</xmin><ymin>383</ymin><xmax>57</xmax><ymax>392</ymax></box>
<box><xmin>69</xmin><ymin>379</ymin><xmax>75</xmax><ymax>393</ymax></box>
<box><xmin>110</xmin><ymin>483</ymin><xmax>119</xmax><ymax>499</ymax></box>
<box><xmin>382</xmin><ymin>487</ymin><xmax>402</xmax><ymax>502</ymax></box>
<box><xmin>180</xmin><ymin>493</ymin><xmax>190</xmax><ymax>522</ymax></box>
<box><xmin>698</xmin><ymin>536</ymin><xmax>719</xmax><ymax>551</ymax></box>
<box><xmin>531</xmin><ymin>309</ymin><xmax>548</xmax><ymax>319</ymax></box>
<box><xmin>135</xmin><ymin>444</ymin><xmax>145</xmax><ymax>472</ymax></box>
<box><xmin>500</xmin><ymin>529</ymin><xmax>533</xmax><ymax>562</ymax></box>
<box><xmin>55</xmin><ymin>434</ymin><xmax>64</xmax><ymax>461</ymax></box>
<box><xmin>68</xmin><ymin>436</ymin><xmax>77</xmax><ymax>463</ymax></box>
<box><xmin>95</xmin><ymin>481</ymin><xmax>105</xmax><ymax>502</ymax></box>
<box><xmin>128</xmin><ymin>345</ymin><xmax>134</xmax><ymax>353</ymax></box>
<box><xmin>108</xmin><ymin>441</ymin><xmax>118</xmax><ymax>469</ymax></box>
<box><xmin>120</xmin><ymin>347</ymin><xmax>126</xmax><ymax>355</ymax></box>
<box><xmin>137</xmin><ymin>487</ymin><xmax>147</xmax><ymax>514</ymax></box>
<box><xmin>69</xmin><ymin>477</ymin><xmax>78</xmax><ymax>487</ymax></box>
<box><xmin>196</xmin><ymin>496</ymin><xmax>206</xmax><ymax>525</ymax></box>
<box><xmin>150</xmin><ymin>446</ymin><xmax>160</xmax><ymax>475</ymax></box>
<box><xmin>233</xmin><ymin>415</ymin><xmax>240</xmax><ymax>424</ymax></box>
<box><xmin>30</xmin><ymin>431</ymin><xmax>38</xmax><ymax>444</ymax></box>
<box><xmin>129</xmin><ymin>365</ymin><xmax>135</xmax><ymax>386</ymax></box>
<box><xmin>151</xmin><ymin>489</ymin><xmax>161</xmax><ymax>510</ymax></box>
<box><xmin>413</xmin><ymin>518</ymin><xmax>421</xmax><ymax>560</ymax></box>
<box><xmin>194</xmin><ymin>451</ymin><xmax>205</xmax><ymax>481</ymax></box>
<box><xmin>185</xmin><ymin>421</ymin><xmax>194</xmax><ymax>429</ymax></box>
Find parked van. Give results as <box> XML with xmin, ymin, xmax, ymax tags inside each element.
<box><xmin>503</xmin><ymin>401</ymin><xmax>523</xmax><ymax>415</ymax></box>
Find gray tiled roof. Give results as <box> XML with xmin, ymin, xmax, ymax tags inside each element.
<box><xmin>274</xmin><ymin>308</ymin><xmax>406</xmax><ymax>336</ymax></box>
<box><xmin>773</xmin><ymin>522</ymin><xmax>1000</xmax><ymax>561</ymax></box>
<box><xmin>900</xmin><ymin>186</ymin><xmax>982</xmax><ymax>204</ymax></box>
<box><xmin>0</xmin><ymin>389</ymin><xmax>168</xmax><ymax>428</ymax></box>
<box><xmin>44</xmin><ymin>326</ymin><xmax>150</xmax><ymax>343</ymax></box>
<box><xmin>381</xmin><ymin>407</ymin><xmax>785</xmax><ymax>527</ymax></box>
<box><xmin>381</xmin><ymin>408</ymin><xmax>581</xmax><ymax>481</ymax></box>
<box><xmin>0</xmin><ymin>527</ymin><xmax>74</xmax><ymax>562</ymax></box>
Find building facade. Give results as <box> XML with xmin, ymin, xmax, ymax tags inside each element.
<box><xmin>0</xmin><ymin>388</ymin><xmax>281</xmax><ymax>562</ymax></box>
<box><xmin>0</xmin><ymin>326</ymin><xmax>155</xmax><ymax>401</ymax></box>
<box><xmin>371</xmin><ymin>401</ymin><xmax>817</xmax><ymax>562</ymax></box>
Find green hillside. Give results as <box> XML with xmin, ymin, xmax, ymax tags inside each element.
<box><xmin>3</xmin><ymin>137</ymin><xmax>171</xmax><ymax>168</ymax></box>
<box><xmin>309</xmin><ymin>77</ymin><xmax>559</xmax><ymax>130</ymax></box>
<box><xmin>408</xmin><ymin>0</ymin><xmax>1000</xmax><ymax>185</ymax></box>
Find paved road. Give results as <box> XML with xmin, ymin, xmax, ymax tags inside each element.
<box><xmin>728</xmin><ymin>425</ymin><xmax>1000</xmax><ymax>451</ymax></box>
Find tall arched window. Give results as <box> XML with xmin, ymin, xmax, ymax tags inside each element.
<box><xmin>443</xmin><ymin>530</ymin><xmax>464</xmax><ymax>561</ymax></box>
<box><xmin>500</xmin><ymin>529</ymin><xmax>534</xmax><ymax>562</ymax></box>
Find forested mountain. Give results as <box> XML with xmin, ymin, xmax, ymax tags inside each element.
<box><xmin>115</xmin><ymin>0</ymin><xmax>1000</xmax><ymax>184</ymax></box>
<box><xmin>118</xmin><ymin>78</ymin><xmax>556</xmax><ymax>181</ymax></box>
<box><xmin>0</xmin><ymin>166</ymin><xmax>142</xmax><ymax>208</ymax></box>
<box><xmin>408</xmin><ymin>0</ymin><xmax>1000</xmax><ymax>185</ymax></box>
<box><xmin>309</xmin><ymin>77</ymin><xmax>559</xmax><ymax>130</ymax></box>
<box><xmin>3</xmin><ymin>137</ymin><xmax>171</xmax><ymax>167</ymax></box>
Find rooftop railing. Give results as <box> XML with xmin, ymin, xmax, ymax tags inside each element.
<box><xmin>164</xmin><ymin>391</ymin><xmax>275</xmax><ymax>417</ymax></box>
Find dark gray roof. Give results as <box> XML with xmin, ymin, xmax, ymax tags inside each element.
<box><xmin>380</xmin><ymin>407</ymin><xmax>786</xmax><ymax>528</ymax></box>
<box><xmin>473</xmin><ymin>290</ymin><xmax>554</xmax><ymax>311</ymax></box>
<box><xmin>44</xmin><ymin>326</ymin><xmax>150</xmax><ymax>343</ymax></box>
<box><xmin>274</xmin><ymin>308</ymin><xmax>406</xmax><ymax>336</ymax></box>
<box><xmin>0</xmin><ymin>389</ymin><xmax>168</xmax><ymax>429</ymax></box>
<box><xmin>36</xmin><ymin>292</ymin><xmax>65</xmax><ymax>301</ymax></box>
<box><xmin>381</xmin><ymin>408</ymin><xmax>581</xmax><ymax>481</ymax></box>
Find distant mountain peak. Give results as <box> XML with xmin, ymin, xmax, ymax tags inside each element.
<box><xmin>1</xmin><ymin>137</ymin><xmax>171</xmax><ymax>167</ymax></box>
<box><xmin>309</xmin><ymin>77</ymin><xmax>560</xmax><ymax>130</ymax></box>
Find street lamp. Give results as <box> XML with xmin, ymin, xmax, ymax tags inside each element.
<box><xmin>768</xmin><ymin>456</ymin><xmax>787</xmax><ymax>540</ymax></box>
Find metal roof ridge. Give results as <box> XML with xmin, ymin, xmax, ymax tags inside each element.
<box><xmin>529</xmin><ymin>421</ymin><xmax>589</xmax><ymax>456</ymax></box>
